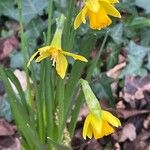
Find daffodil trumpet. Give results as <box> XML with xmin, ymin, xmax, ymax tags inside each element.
<box><xmin>80</xmin><ymin>79</ymin><xmax>121</xmax><ymax>139</ymax></box>
<box><xmin>27</xmin><ymin>15</ymin><xmax>88</xmax><ymax>79</ymax></box>
<box><xmin>74</xmin><ymin>0</ymin><xmax>121</xmax><ymax>30</ymax></box>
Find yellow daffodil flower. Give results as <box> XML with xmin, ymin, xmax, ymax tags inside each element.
<box><xmin>80</xmin><ymin>79</ymin><xmax>121</xmax><ymax>139</ymax></box>
<box><xmin>27</xmin><ymin>15</ymin><xmax>88</xmax><ymax>79</ymax></box>
<box><xmin>74</xmin><ymin>0</ymin><xmax>121</xmax><ymax>30</ymax></box>
<box><xmin>83</xmin><ymin>111</ymin><xmax>121</xmax><ymax>139</ymax></box>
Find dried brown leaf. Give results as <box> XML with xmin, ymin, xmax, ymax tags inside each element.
<box><xmin>123</xmin><ymin>75</ymin><xmax>150</xmax><ymax>102</ymax></box>
<box><xmin>107</xmin><ymin>62</ymin><xmax>126</xmax><ymax>79</ymax></box>
<box><xmin>119</xmin><ymin>123</ymin><xmax>137</xmax><ymax>142</ymax></box>
<box><xmin>10</xmin><ymin>69</ymin><xmax>32</xmax><ymax>94</ymax></box>
<box><xmin>143</xmin><ymin>114</ymin><xmax>150</xmax><ymax>129</ymax></box>
<box><xmin>0</xmin><ymin>119</ymin><xmax>14</xmax><ymax>136</ymax></box>
<box><xmin>0</xmin><ymin>35</ymin><xmax>19</xmax><ymax>60</ymax></box>
<box><xmin>117</xmin><ymin>109</ymin><xmax>150</xmax><ymax>119</ymax></box>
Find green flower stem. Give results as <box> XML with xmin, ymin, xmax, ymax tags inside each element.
<box><xmin>45</xmin><ymin>1</ymin><xmax>54</xmax><ymax>148</ymax></box>
<box><xmin>68</xmin><ymin>33</ymin><xmax>109</xmax><ymax>137</ymax></box>
<box><xmin>68</xmin><ymin>91</ymin><xmax>84</xmax><ymax>138</ymax></box>
<box><xmin>63</xmin><ymin>35</ymin><xmax>97</xmax><ymax>133</ymax></box>
<box><xmin>45</xmin><ymin>61</ymin><xmax>54</xmax><ymax>149</ymax></box>
<box><xmin>47</xmin><ymin>0</ymin><xmax>53</xmax><ymax>44</ymax></box>
<box><xmin>54</xmin><ymin>77</ymin><xmax>64</xmax><ymax>142</ymax></box>
<box><xmin>86</xmin><ymin>32</ymin><xmax>109</xmax><ymax>80</ymax></box>
<box><xmin>35</xmin><ymin>80</ymin><xmax>45</xmax><ymax>142</ymax></box>
<box><xmin>63</xmin><ymin>0</ymin><xmax>75</xmax><ymax>51</ymax></box>
<box><xmin>17</xmin><ymin>0</ymin><xmax>33</xmax><ymax>109</ymax></box>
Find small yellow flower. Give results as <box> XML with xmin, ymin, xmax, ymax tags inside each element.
<box><xmin>80</xmin><ymin>79</ymin><xmax>121</xmax><ymax>139</ymax></box>
<box><xmin>27</xmin><ymin>46</ymin><xmax>87</xmax><ymax>79</ymax></box>
<box><xmin>74</xmin><ymin>0</ymin><xmax>121</xmax><ymax>30</ymax></box>
<box><xmin>83</xmin><ymin>111</ymin><xmax>121</xmax><ymax>139</ymax></box>
<box><xmin>27</xmin><ymin>15</ymin><xmax>88</xmax><ymax>79</ymax></box>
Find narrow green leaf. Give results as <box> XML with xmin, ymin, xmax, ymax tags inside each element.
<box><xmin>5</xmin><ymin>69</ymin><xmax>28</xmax><ymax>112</ymax></box>
<box><xmin>63</xmin><ymin>35</ymin><xmax>97</xmax><ymax>132</ymax></box>
<box><xmin>0</xmin><ymin>66</ymin><xmax>45</xmax><ymax>149</ymax></box>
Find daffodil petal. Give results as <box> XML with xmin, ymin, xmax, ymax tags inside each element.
<box><xmin>27</xmin><ymin>46</ymin><xmax>52</xmax><ymax>67</ymax></box>
<box><xmin>103</xmin><ymin>0</ymin><xmax>119</xmax><ymax>4</ymax></box>
<box><xmin>35</xmin><ymin>51</ymin><xmax>51</xmax><ymax>62</ymax></box>
<box><xmin>88</xmin><ymin>6</ymin><xmax>112</xmax><ymax>29</ymax></box>
<box><xmin>86</xmin><ymin>124</ymin><xmax>92</xmax><ymax>139</ymax></box>
<box><xmin>90</xmin><ymin>114</ymin><xmax>102</xmax><ymax>134</ymax></box>
<box><xmin>83</xmin><ymin>114</ymin><xmax>91</xmax><ymax>139</ymax></box>
<box><xmin>101</xmin><ymin>110</ymin><xmax>121</xmax><ymax>127</ymax></box>
<box><xmin>38</xmin><ymin>46</ymin><xmax>51</xmax><ymax>55</ymax></box>
<box><xmin>85</xmin><ymin>0</ymin><xmax>100</xmax><ymax>13</ymax></box>
<box><xmin>102</xmin><ymin>121</ymin><xmax>115</xmax><ymax>136</ymax></box>
<box><xmin>74</xmin><ymin>9</ymin><xmax>83</xmax><ymax>29</ymax></box>
<box><xmin>61</xmin><ymin>51</ymin><xmax>88</xmax><ymax>62</ymax></box>
<box><xmin>56</xmin><ymin>53</ymin><xmax>68</xmax><ymax>79</ymax></box>
<box><xmin>100</xmin><ymin>1</ymin><xmax>121</xmax><ymax>18</ymax></box>
<box><xmin>93</xmin><ymin>129</ymin><xmax>101</xmax><ymax>139</ymax></box>
<box><xmin>27</xmin><ymin>50</ymin><xmax>39</xmax><ymax>67</ymax></box>
<box><xmin>81</xmin><ymin>7</ymin><xmax>88</xmax><ymax>24</ymax></box>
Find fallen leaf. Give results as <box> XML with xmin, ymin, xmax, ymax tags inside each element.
<box><xmin>117</xmin><ymin>109</ymin><xmax>150</xmax><ymax>119</ymax></box>
<box><xmin>10</xmin><ymin>69</ymin><xmax>32</xmax><ymax>94</ymax></box>
<box><xmin>0</xmin><ymin>35</ymin><xmax>19</xmax><ymax>60</ymax></box>
<box><xmin>0</xmin><ymin>136</ymin><xmax>21</xmax><ymax>150</ymax></box>
<box><xmin>143</xmin><ymin>114</ymin><xmax>150</xmax><ymax>129</ymax></box>
<box><xmin>0</xmin><ymin>119</ymin><xmax>14</xmax><ymax>136</ymax></box>
<box><xmin>116</xmin><ymin>101</ymin><xmax>126</xmax><ymax>109</ymax></box>
<box><xmin>107</xmin><ymin>62</ymin><xmax>126</xmax><ymax>79</ymax></box>
<box><xmin>119</xmin><ymin>123</ymin><xmax>137</xmax><ymax>142</ymax></box>
<box><xmin>123</xmin><ymin>75</ymin><xmax>150</xmax><ymax>102</ymax></box>
<box><xmin>114</xmin><ymin>142</ymin><xmax>121</xmax><ymax>150</ymax></box>
<box><xmin>133</xmin><ymin>131</ymin><xmax>150</xmax><ymax>150</ymax></box>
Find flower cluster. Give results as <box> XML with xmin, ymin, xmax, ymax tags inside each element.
<box><xmin>28</xmin><ymin>1</ymin><xmax>121</xmax><ymax>140</ymax></box>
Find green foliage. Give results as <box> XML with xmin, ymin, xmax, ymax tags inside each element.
<box><xmin>25</xmin><ymin>17</ymin><xmax>47</xmax><ymax>54</ymax></box>
<box><xmin>110</xmin><ymin>23</ymin><xmax>123</xmax><ymax>45</ymax></box>
<box><xmin>125</xmin><ymin>17</ymin><xmax>150</xmax><ymax>28</ymax></box>
<box><xmin>135</xmin><ymin>0</ymin><xmax>150</xmax><ymax>14</ymax></box>
<box><xmin>107</xmin><ymin>43</ymin><xmax>121</xmax><ymax>70</ymax></box>
<box><xmin>0</xmin><ymin>0</ymin><xmax>150</xmax><ymax>148</ymax></box>
<box><xmin>120</xmin><ymin>41</ymin><xmax>150</xmax><ymax>78</ymax></box>
<box><xmin>1</xmin><ymin>0</ymin><xmax>47</xmax><ymax>24</ymax></box>
<box><xmin>92</xmin><ymin>74</ymin><xmax>115</xmax><ymax>107</ymax></box>
<box><xmin>0</xmin><ymin>95</ymin><xmax>12</xmax><ymax>122</ymax></box>
<box><xmin>10</xmin><ymin>52</ymin><xmax>24</xmax><ymax>69</ymax></box>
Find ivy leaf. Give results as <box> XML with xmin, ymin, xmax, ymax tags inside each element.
<box><xmin>25</xmin><ymin>17</ymin><xmax>47</xmax><ymax>54</ymax></box>
<box><xmin>2</xmin><ymin>0</ymin><xmax>48</xmax><ymax>25</ymax></box>
<box><xmin>110</xmin><ymin>23</ymin><xmax>124</xmax><ymax>44</ymax></box>
<box><xmin>125</xmin><ymin>17</ymin><xmax>150</xmax><ymax>28</ymax></box>
<box><xmin>0</xmin><ymin>95</ymin><xmax>12</xmax><ymax>122</ymax></box>
<box><xmin>107</xmin><ymin>43</ymin><xmax>121</xmax><ymax>70</ymax></box>
<box><xmin>92</xmin><ymin>74</ymin><xmax>115</xmax><ymax>107</ymax></box>
<box><xmin>0</xmin><ymin>0</ymin><xmax>14</xmax><ymax>16</ymax></box>
<box><xmin>120</xmin><ymin>41</ymin><xmax>150</xmax><ymax>78</ymax></box>
<box><xmin>135</xmin><ymin>0</ymin><xmax>150</xmax><ymax>14</ymax></box>
<box><xmin>10</xmin><ymin>52</ymin><xmax>24</xmax><ymax>69</ymax></box>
